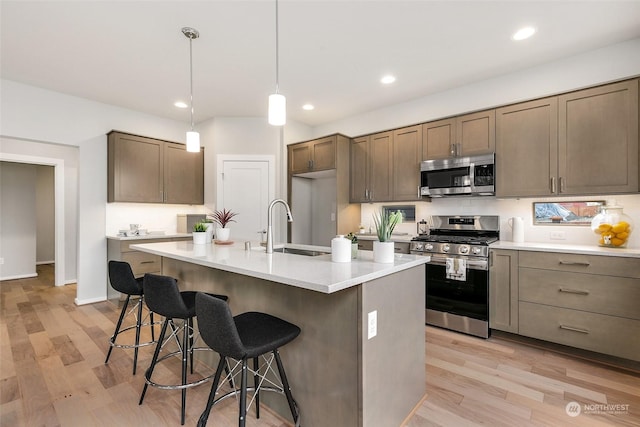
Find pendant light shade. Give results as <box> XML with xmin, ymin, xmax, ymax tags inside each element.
<box><xmin>268</xmin><ymin>93</ymin><xmax>286</xmax><ymax>126</ymax></box>
<box><xmin>268</xmin><ymin>0</ymin><xmax>286</xmax><ymax>126</ymax></box>
<box><xmin>182</xmin><ymin>26</ymin><xmax>200</xmax><ymax>152</ymax></box>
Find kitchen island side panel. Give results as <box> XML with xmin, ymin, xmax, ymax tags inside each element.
<box><xmin>162</xmin><ymin>257</ymin><xmax>426</xmax><ymax>426</ymax></box>
<box><xmin>162</xmin><ymin>257</ymin><xmax>361</xmax><ymax>427</ymax></box>
<box><xmin>361</xmin><ymin>264</ymin><xmax>426</xmax><ymax>427</ymax></box>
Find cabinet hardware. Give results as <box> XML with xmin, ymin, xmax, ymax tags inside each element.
<box><xmin>140</xmin><ymin>261</ymin><xmax>155</xmax><ymax>265</ymax></box>
<box><xmin>558</xmin><ymin>261</ymin><xmax>590</xmax><ymax>267</ymax></box>
<box><xmin>550</xmin><ymin>177</ymin><xmax>556</xmax><ymax>193</ymax></box>
<box><xmin>559</xmin><ymin>177</ymin><xmax>565</xmax><ymax>193</ymax></box>
<box><xmin>559</xmin><ymin>324</ymin><xmax>589</xmax><ymax>334</ymax></box>
<box><xmin>558</xmin><ymin>287</ymin><xmax>589</xmax><ymax>295</ymax></box>
<box><xmin>489</xmin><ymin>251</ymin><xmax>493</xmax><ymax>267</ymax></box>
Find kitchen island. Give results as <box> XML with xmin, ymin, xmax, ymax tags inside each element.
<box><xmin>131</xmin><ymin>240</ymin><xmax>428</xmax><ymax>427</ymax></box>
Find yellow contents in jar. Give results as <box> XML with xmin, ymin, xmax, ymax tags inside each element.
<box><xmin>594</xmin><ymin>221</ymin><xmax>632</xmax><ymax>246</ymax></box>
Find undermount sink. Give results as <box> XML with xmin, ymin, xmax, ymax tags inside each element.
<box><xmin>273</xmin><ymin>247</ymin><xmax>330</xmax><ymax>257</ymax></box>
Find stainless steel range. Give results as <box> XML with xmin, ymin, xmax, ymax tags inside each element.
<box><xmin>410</xmin><ymin>215</ymin><xmax>499</xmax><ymax>338</ymax></box>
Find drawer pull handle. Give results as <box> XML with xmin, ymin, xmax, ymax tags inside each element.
<box><xmin>559</xmin><ymin>288</ymin><xmax>589</xmax><ymax>296</ymax></box>
<box><xmin>559</xmin><ymin>324</ymin><xmax>589</xmax><ymax>334</ymax></box>
<box><xmin>140</xmin><ymin>261</ymin><xmax>155</xmax><ymax>264</ymax></box>
<box><xmin>558</xmin><ymin>261</ymin><xmax>590</xmax><ymax>267</ymax></box>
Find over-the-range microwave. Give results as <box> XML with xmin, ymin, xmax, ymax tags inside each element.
<box><xmin>420</xmin><ymin>153</ymin><xmax>495</xmax><ymax>197</ymax></box>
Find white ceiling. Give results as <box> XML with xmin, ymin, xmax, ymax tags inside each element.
<box><xmin>2</xmin><ymin>1</ymin><xmax>640</xmax><ymax>127</ymax></box>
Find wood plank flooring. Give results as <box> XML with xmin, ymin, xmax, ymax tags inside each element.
<box><xmin>2</xmin><ymin>265</ymin><xmax>639</xmax><ymax>426</ymax></box>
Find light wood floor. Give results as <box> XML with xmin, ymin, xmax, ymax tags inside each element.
<box><xmin>2</xmin><ymin>265</ymin><xmax>639</xmax><ymax>426</ymax></box>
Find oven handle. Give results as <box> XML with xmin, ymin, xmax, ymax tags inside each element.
<box><xmin>427</xmin><ymin>254</ymin><xmax>488</xmax><ymax>271</ymax></box>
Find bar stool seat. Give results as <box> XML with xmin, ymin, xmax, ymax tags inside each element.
<box><xmin>105</xmin><ymin>260</ymin><xmax>157</xmax><ymax>375</ymax></box>
<box><xmin>139</xmin><ymin>273</ymin><xmax>228</xmax><ymax>425</ymax></box>
<box><xmin>195</xmin><ymin>292</ymin><xmax>301</xmax><ymax>427</ymax></box>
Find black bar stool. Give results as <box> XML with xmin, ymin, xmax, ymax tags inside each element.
<box><xmin>105</xmin><ymin>260</ymin><xmax>157</xmax><ymax>375</ymax></box>
<box><xmin>139</xmin><ymin>273</ymin><xmax>228</xmax><ymax>425</ymax></box>
<box><xmin>195</xmin><ymin>292</ymin><xmax>301</xmax><ymax>427</ymax></box>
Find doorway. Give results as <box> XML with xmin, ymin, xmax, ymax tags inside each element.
<box><xmin>216</xmin><ymin>155</ymin><xmax>275</xmax><ymax>243</ymax></box>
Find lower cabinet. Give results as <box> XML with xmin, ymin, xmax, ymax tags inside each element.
<box><xmin>491</xmin><ymin>249</ymin><xmax>640</xmax><ymax>361</ymax></box>
<box><xmin>356</xmin><ymin>240</ymin><xmax>410</xmax><ymax>254</ymax></box>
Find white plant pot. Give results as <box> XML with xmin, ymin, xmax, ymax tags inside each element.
<box><xmin>203</xmin><ymin>222</ymin><xmax>214</xmax><ymax>242</ymax></box>
<box><xmin>193</xmin><ymin>231</ymin><xmax>208</xmax><ymax>245</ymax></box>
<box><xmin>373</xmin><ymin>241</ymin><xmax>395</xmax><ymax>263</ymax></box>
<box><xmin>216</xmin><ymin>227</ymin><xmax>231</xmax><ymax>241</ymax></box>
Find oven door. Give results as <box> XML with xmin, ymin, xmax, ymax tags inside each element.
<box><xmin>425</xmin><ymin>254</ymin><xmax>488</xmax><ymax>321</ymax></box>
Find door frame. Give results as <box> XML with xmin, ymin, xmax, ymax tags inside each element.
<box><xmin>0</xmin><ymin>152</ymin><xmax>65</xmax><ymax>287</ymax></box>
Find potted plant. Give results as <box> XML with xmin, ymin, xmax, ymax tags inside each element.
<box><xmin>192</xmin><ymin>222</ymin><xmax>209</xmax><ymax>244</ymax></box>
<box><xmin>208</xmin><ymin>208</ymin><xmax>239</xmax><ymax>241</ymax></box>
<box><xmin>202</xmin><ymin>217</ymin><xmax>215</xmax><ymax>242</ymax></box>
<box><xmin>372</xmin><ymin>209</ymin><xmax>402</xmax><ymax>263</ymax></box>
<box><xmin>346</xmin><ymin>232</ymin><xmax>359</xmax><ymax>259</ymax></box>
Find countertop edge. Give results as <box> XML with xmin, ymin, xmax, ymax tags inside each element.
<box><xmin>490</xmin><ymin>241</ymin><xmax>640</xmax><ymax>258</ymax></box>
<box><xmin>107</xmin><ymin>233</ymin><xmax>192</xmax><ymax>241</ymax></box>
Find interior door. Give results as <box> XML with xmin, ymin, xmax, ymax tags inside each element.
<box><xmin>218</xmin><ymin>159</ymin><xmax>272</xmax><ymax>243</ymax></box>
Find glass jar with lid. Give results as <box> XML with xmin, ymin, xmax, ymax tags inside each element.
<box><xmin>591</xmin><ymin>200</ymin><xmax>633</xmax><ymax>248</ymax></box>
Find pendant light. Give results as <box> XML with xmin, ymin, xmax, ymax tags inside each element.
<box><xmin>182</xmin><ymin>27</ymin><xmax>201</xmax><ymax>152</ymax></box>
<box><xmin>268</xmin><ymin>0</ymin><xmax>286</xmax><ymax>126</ymax></box>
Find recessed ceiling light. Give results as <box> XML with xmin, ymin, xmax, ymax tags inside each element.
<box><xmin>174</xmin><ymin>101</ymin><xmax>188</xmax><ymax>108</ymax></box>
<box><xmin>302</xmin><ymin>104</ymin><xmax>315</xmax><ymax>111</ymax></box>
<box><xmin>512</xmin><ymin>26</ymin><xmax>536</xmax><ymax>41</ymax></box>
<box><xmin>380</xmin><ymin>75</ymin><xmax>396</xmax><ymax>85</ymax></box>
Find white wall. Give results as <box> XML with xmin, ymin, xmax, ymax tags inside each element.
<box><xmin>0</xmin><ymin>162</ymin><xmax>37</xmax><ymax>280</ymax></box>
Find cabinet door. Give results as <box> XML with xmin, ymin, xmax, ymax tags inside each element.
<box><xmin>489</xmin><ymin>249</ymin><xmax>519</xmax><ymax>333</ymax></box>
<box><xmin>457</xmin><ymin>109</ymin><xmax>495</xmax><ymax>156</ymax></box>
<box><xmin>108</xmin><ymin>133</ymin><xmax>163</xmax><ymax>203</ymax></box>
<box><xmin>393</xmin><ymin>125</ymin><xmax>422</xmax><ymax>201</ymax></box>
<box><xmin>164</xmin><ymin>142</ymin><xmax>204</xmax><ymax>204</ymax></box>
<box><xmin>289</xmin><ymin>142</ymin><xmax>311</xmax><ymax>174</ymax></box>
<box><xmin>350</xmin><ymin>136</ymin><xmax>369</xmax><ymax>202</ymax></box>
<box><xmin>369</xmin><ymin>131</ymin><xmax>393</xmax><ymax>202</ymax></box>
<box><xmin>310</xmin><ymin>136</ymin><xmax>336</xmax><ymax>171</ymax></box>
<box><xmin>496</xmin><ymin>98</ymin><xmax>558</xmax><ymax>197</ymax></box>
<box><xmin>422</xmin><ymin>118</ymin><xmax>456</xmax><ymax>160</ymax></box>
<box><xmin>558</xmin><ymin>79</ymin><xmax>639</xmax><ymax>194</ymax></box>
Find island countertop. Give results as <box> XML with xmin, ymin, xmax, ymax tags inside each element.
<box><xmin>131</xmin><ymin>240</ymin><xmax>429</xmax><ymax>294</ymax></box>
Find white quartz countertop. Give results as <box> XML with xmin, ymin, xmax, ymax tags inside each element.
<box><xmin>491</xmin><ymin>241</ymin><xmax>640</xmax><ymax>258</ymax></box>
<box><xmin>107</xmin><ymin>233</ymin><xmax>191</xmax><ymax>241</ymax></box>
<box><xmin>131</xmin><ymin>241</ymin><xmax>429</xmax><ymax>294</ymax></box>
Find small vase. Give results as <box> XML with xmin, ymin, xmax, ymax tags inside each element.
<box><xmin>193</xmin><ymin>231</ymin><xmax>208</xmax><ymax>245</ymax></box>
<box><xmin>216</xmin><ymin>227</ymin><xmax>231</xmax><ymax>241</ymax></box>
<box><xmin>373</xmin><ymin>241</ymin><xmax>395</xmax><ymax>263</ymax></box>
<box><xmin>203</xmin><ymin>222</ymin><xmax>214</xmax><ymax>242</ymax></box>
<box><xmin>351</xmin><ymin>243</ymin><xmax>358</xmax><ymax>259</ymax></box>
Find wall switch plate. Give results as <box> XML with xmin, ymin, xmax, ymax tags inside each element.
<box><xmin>367</xmin><ymin>310</ymin><xmax>377</xmax><ymax>339</ymax></box>
<box><xmin>550</xmin><ymin>231</ymin><xmax>566</xmax><ymax>240</ymax></box>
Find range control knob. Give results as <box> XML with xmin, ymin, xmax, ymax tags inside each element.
<box><xmin>458</xmin><ymin>245</ymin><xmax>469</xmax><ymax>254</ymax></box>
<box><xmin>414</xmin><ymin>243</ymin><xmax>423</xmax><ymax>251</ymax></box>
<box><xmin>441</xmin><ymin>244</ymin><xmax>450</xmax><ymax>252</ymax></box>
<box><xmin>471</xmin><ymin>247</ymin><xmax>482</xmax><ymax>255</ymax></box>
<box><xmin>425</xmin><ymin>243</ymin><xmax>434</xmax><ymax>251</ymax></box>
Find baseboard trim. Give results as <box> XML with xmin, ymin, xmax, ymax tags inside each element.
<box><xmin>36</xmin><ymin>260</ymin><xmax>55</xmax><ymax>265</ymax></box>
<box><xmin>74</xmin><ymin>296</ymin><xmax>107</xmax><ymax>306</ymax></box>
<box><xmin>0</xmin><ymin>273</ymin><xmax>38</xmax><ymax>281</ymax></box>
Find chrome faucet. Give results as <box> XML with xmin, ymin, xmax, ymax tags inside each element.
<box><xmin>266</xmin><ymin>198</ymin><xmax>293</xmax><ymax>253</ymax></box>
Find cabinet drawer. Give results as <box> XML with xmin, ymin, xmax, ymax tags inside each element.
<box><xmin>519</xmin><ymin>267</ymin><xmax>640</xmax><ymax>320</ymax></box>
<box><xmin>519</xmin><ymin>251</ymin><xmax>640</xmax><ymax>278</ymax></box>
<box><xmin>394</xmin><ymin>242</ymin><xmax>410</xmax><ymax>254</ymax></box>
<box><xmin>519</xmin><ymin>302</ymin><xmax>640</xmax><ymax>361</ymax></box>
<box><xmin>122</xmin><ymin>252</ymin><xmax>161</xmax><ymax>276</ymax></box>
<box><xmin>357</xmin><ymin>240</ymin><xmax>373</xmax><ymax>251</ymax></box>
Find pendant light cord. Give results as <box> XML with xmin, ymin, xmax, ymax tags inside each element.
<box><xmin>189</xmin><ymin>35</ymin><xmax>195</xmax><ymax>131</ymax></box>
<box><xmin>275</xmin><ymin>0</ymin><xmax>280</xmax><ymax>95</ymax></box>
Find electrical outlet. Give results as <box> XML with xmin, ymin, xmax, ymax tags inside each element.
<box><xmin>367</xmin><ymin>310</ymin><xmax>377</xmax><ymax>339</ymax></box>
<box><xmin>550</xmin><ymin>231</ymin><xmax>566</xmax><ymax>240</ymax></box>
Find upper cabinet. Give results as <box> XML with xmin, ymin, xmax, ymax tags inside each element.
<box><xmin>496</xmin><ymin>79</ymin><xmax>638</xmax><ymax>197</ymax></box>
<box><xmin>558</xmin><ymin>79</ymin><xmax>638</xmax><ymax>195</ymax></box>
<box><xmin>496</xmin><ymin>97</ymin><xmax>559</xmax><ymax>197</ymax></box>
<box><xmin>108</xmin><ymin>131</ymin><xmax>204</xmax><ymax>204</ymax></box>
<box><xmin>289</xmin><ymin>135</ymin><xmax>336</xmax><ymax>175</ymax></box>
<box><xmin>393</xmin><ymin>125</ymin><xmax>423</xmax><ymax>201</ymax></box>
<box><xmin>422</xmin><ymin>109</ymin><xmax>495</xmax><ymax>160</ymax></box>
<box><xmin>350</xmin><ymin>131</ymin><xmax>393</xmax><ymax>202</ymax></box>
